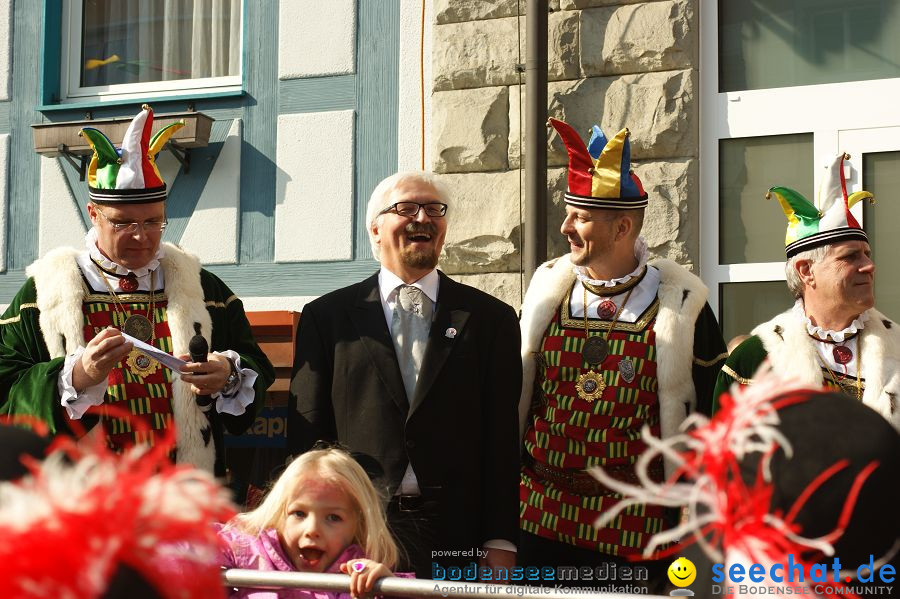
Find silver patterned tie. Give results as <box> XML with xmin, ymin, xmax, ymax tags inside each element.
<box><xmin>391</xmin><ymin>285</ymin><xmax>434</xmax><ymax>402</ymax></box>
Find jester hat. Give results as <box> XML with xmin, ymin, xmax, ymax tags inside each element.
<box><xmin>549</xmin><ymin>117</ymin><xmax>648</xmax><ymax>210</ymax></box>
<box><xmin>79</xmin><ymin>104</ymin><xmax>184</xmax><ymax>204</ymax></box>
<box><xmin>767</xmin><ymin>153</ymin><xmax>874</xmax><ymax>258</ymax></box>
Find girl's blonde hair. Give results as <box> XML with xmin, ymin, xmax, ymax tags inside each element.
<box><xmin>229</xmin><ymin>448</ymin><xmax>399</xmax><ymax>569</ymax></box>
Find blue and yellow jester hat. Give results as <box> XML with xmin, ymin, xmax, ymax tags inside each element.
<box><xmin>766</xmin><ymin>153</ymin><xmax>874</xmax><ymax>258</ymax></box>
<box><xmin>549</xmin><ymin>117</ymin><xmax>648</xmax><ymax>210</ymax></box>
<box><xmin>79</xmin><ymin>105</ymin><xmax>184</xmax><ymax>204</ymax></box>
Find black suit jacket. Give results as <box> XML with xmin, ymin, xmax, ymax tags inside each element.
<box><xmin>289</xmin><ymin>270</ymin><xmax>521</xmax><ymax>551</ymax></box>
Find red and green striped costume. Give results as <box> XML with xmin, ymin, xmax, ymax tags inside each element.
<box><xmin>81</xmin><ymin>294</ymin><xmax>175</xmax><ymax>451</ymax></box>
<box><xmin>520</xmin><ymin>303</ymin><xmax>667</xmax><ymax>556</ymax></box>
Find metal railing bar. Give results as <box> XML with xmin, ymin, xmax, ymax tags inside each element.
<box><xmin>223</xmin><ymin>569</ymin><xmax>669</xmax><ymax>599</ymax></box>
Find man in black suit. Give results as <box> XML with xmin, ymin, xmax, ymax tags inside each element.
<box><xmin>289</xmin><ymin>171</ymin><xmax>521</xmax><ymax>578</ymax></box>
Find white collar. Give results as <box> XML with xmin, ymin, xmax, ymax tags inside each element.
<box><xmin>574</xmin><ymin>236</ymin><xmax>649</xmax><ymax>288</ymax></box>
<box><xmin>794</xmin><ymin>298</ymin><xmax>869</xmax><ymax>342</ymax></box>
<box><xmin>85</xmin><ymin>227</ymin><xmax>163</xmax><ymax>278</ymax></box>
<box><xmin>378</xmin><ymin>267</ymin><xmax>440</xmax><ymax>305</ymax></box>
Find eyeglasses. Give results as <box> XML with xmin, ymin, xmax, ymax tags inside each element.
<box><xmin>94</xmin><ymin>206</ymin><xmax>168</xmax><ymax>234</ymax></box>
<box><xmin>379</xmin><ymin>202</ymin><xmax>448</xmax><ymax>218</ymax></box>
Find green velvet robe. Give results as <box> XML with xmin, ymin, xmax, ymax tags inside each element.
<box><xmin>0</xmin><ymin>243</ymin><xmax>275</xmax><ymax>475</ymax></box>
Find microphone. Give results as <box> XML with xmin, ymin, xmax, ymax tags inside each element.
<box><xmin>189</xmin><ymin>322</ymin><xmax>213</xmax><ymax>412</ymax></box>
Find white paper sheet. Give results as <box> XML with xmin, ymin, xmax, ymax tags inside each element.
<box><xmin>122</xmin><ymin>332</ymin><xmax>188</xmax><ymax>373</ymax></box>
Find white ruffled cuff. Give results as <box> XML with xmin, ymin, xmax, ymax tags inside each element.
<box><xmin>483</xmin><ymin>539</ymin><xmax>517</xmax><ymax>553</ymax></box>
<box><xmin>212</xmin><ymin>350</ymin><xmax>258</xmax><ymax>416</ymax></box>
<box><xmin>58</xmin><ymin>348</ymin><xmax>108</xmax><ymax>419</ymax></box>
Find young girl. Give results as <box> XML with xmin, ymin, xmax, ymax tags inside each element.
<box><xmin>218</xmin><ymin>448</ymin><xmax>406</xmax><ymax>598</ymax></box>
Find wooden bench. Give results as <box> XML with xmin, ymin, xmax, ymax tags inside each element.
<box><xmin>224</xmin><ymin>310</ymin><xmax>300</xmax><ymax>504</ymax></box>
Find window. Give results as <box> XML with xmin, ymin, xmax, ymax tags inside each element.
<box><xmin>719</xmin><ymin>0</ymin><xmax>900</xmax><ymax>92</ymax></box>
<box><xmin>863</xmin><ymin>152</ymin><xmax>900</xmax><ymax>318</ymax></box>
<box><xmin>718</xmin><ymin>134</ymin><xmax>813</xmax><ymax>266</ymax></box>
<box><xmin>700</xmin><ymin>0</ymin><xmax>900</xmax><ymax>340</ymax></box>
<box><xmin>60</xmin><ymin>0</ymin><xmax>242</xmax><ymax>103</ymax></box>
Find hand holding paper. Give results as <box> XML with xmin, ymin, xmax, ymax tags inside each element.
<box><xmin>121</xmin><ymin>333</ymin><xmax>188</xmax><ymax>372</ymax></box>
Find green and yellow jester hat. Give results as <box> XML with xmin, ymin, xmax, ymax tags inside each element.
<box><xmin>766</xmin><ymin>153</ymin><xmax>874</xmax><ymax>258</ymax></box>
<box><xmin>79</xmin><ymin>104</ymin><xmax>184</xmax><ymax>204</ymax></box>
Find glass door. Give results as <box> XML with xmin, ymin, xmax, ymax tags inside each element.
<box><xmin>840</xmin><ymin>128</ymin><xmax>900</xmax><ymax>321</ymax></box>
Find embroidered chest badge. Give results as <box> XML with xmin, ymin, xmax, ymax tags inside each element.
<box><xmin>618</xmin><ymin>357</ymin><xmax>636</xmax><ymax>383</ymax></box>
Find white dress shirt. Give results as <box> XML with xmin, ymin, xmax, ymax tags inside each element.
<box><xmin>376</xmin><ymin>266</ymin><xmax>514</xmax><ymax>553</ymax></box>
<box><xmin>377</xmin><ymin>266</ymin><xmax>440</xmax><ymax>496</ymax></box>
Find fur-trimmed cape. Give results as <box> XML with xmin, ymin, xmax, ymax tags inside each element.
<box><xmin>715</xmin><ymin>307</ymin><xmax>900</xmax><ymax>429</ymax></box>
<box><xmin>0</xmin><ymin>242</ymin><xmax>274</xmax><ymax>474</ymax></box>
<box><xmin>519</xmin><ymin>254</ymin><xmax>727</xmax><ymax>477</ymax></box>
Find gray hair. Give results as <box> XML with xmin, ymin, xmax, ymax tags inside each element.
<box><xmin>365</xmin><ymin>171</ymin><xmax>450</xmax><ymax>260</ymax></box>
<box><xmin>784</xmin><ymin>245</ymin><xmax>829</xmax><ymax>298</ymax></box>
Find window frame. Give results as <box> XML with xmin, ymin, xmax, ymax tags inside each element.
<box><xmin>699</xmin><ymin>0</ymin><xmax>900</xmax><ymax>317</ymax></box>
<box><xmin>53</xmin><ymin>0</ymin><xmax>244</xmax><ymax>105</ymax></box>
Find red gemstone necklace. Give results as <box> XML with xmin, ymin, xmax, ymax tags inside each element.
<box><xmin>581</xmin><ymin>266</ymin><xmax>646</xmax><ymax>320</ymax></box>
<box><xmin>91</xmin><ymin>257</ymin><xmax>140</xmax><ymax>292</ymax></box>
<box><xmin>818</xmin><ymin>335</ymin><xmax>862</xmax><ymax>402</ymax></box>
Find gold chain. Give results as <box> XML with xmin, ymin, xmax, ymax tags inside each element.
<box><xmin>818</xmin><ymin>335</ymin><xmax>862</xmax><ymax>401</ymax></box>
<box><xmin>583</xmin><ymin>283</ymin><xmax>636</xmax><ymax>342</ymax></box>
<box><xmin>580</xmin><ymin>266</ymin><xmax>647</xmax><ymax>297</ymax></box>
<box><xmin>96</xmin><ymin>267</ymin><xmax>157</xmax><ymax>343</ymax></box>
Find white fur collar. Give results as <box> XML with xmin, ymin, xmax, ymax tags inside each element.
<box><xmin>27</xmin><ymin>242</ymin><xmax>216</xmax><ymax>472</ymax></box>
<box><xmin>519</xmin><ymin>254</ymin><xmax>709</xmax><ymax>477</ymax></box>
<box><xmin>753</xmin><ymin>308</ymin><xmax>900</xmax><ymax>429</ymax></box>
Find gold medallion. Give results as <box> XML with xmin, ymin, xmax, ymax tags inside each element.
<box><xmin>575</xmin><ymin>370</ymin><xmax>606</xmax><ymax>402</ymax></box>
<box><xmin>126</xmin><ymin>349</ymin><xmax>159</xmax><ymax>379</ymax></box>
<box><xmin>123</xmin><ymin>314</ymin><xmax>154</xmax><ymax>342</ymax></box>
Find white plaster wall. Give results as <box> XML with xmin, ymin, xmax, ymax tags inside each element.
<box><xmin>180</xmin><ymin>120</ymin><xmax>241</xmax><ymax>264</ymax></box>
<box><xmin>39</xmin><ymin>157</ymin><xmax>88</xmax><ymax>256</ymax></box>
<box><xmin>156</xmin><ymin>148</ymin><xmax>182</xmax><ymax>192</ymax></box>
<box><xmin>275</xmin><ymin>110</ymin><xmax>355</xmax><ymax>262</ymax></box>
<box><xmin>0</xmin><ymin>0</ymin><xmax>10</xmax><ymax>101</ymax></box>
<box><xmin>242</xmin><ymin>295</ymin><xmax>318</xmax><ymax>313</ymax></box>
<box><xmin>0</xmin><ymin>134</ymin><xmax>7</xmax><ymax>271</ymax></box>
<box><xmin>278</xmin><ymin>0</ymin><xmax>357</xmax><ymax>79</ymax></box>
<box><xmin>398</xmin><ymin>0</ymin><xmax>433</xmax><ymax>171</ymax></box>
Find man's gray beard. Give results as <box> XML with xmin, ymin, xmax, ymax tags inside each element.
<box><xmin>401</xmin><ymin>247</ymin><xmax>439</xmax><ymax>270</ymax></box>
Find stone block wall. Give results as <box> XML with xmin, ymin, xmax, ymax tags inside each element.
<box><xmin>431</xmin><ymin>0</ymin><xmax>699</xmax><ymax>309</ymax></box>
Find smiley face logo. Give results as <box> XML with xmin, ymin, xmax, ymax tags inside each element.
<box><xmin>668</xmin><ymin>557</ymin><xmax>696</xmax><ymax>588</ymax></box>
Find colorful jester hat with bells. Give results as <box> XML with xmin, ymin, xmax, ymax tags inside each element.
<box><xmin>767</xmin><ymin>153</ymin><xmax>875</xmax><ymax>258</ymax></box>
<box><xmin>79</xmin><ymin>104</ymin><xmax>184</xmax><ymax>204</ymax></box>
<box><xmin>549</xmin><ymin>117</ymin><xmax>648</xmax><ymax>210</ymax></box>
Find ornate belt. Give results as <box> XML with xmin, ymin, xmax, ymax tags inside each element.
<box><xmin>526</xmin><ymin>455</ymin><xmax>663</xmax><ymax>497</ymax></box>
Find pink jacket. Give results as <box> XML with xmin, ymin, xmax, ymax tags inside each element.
<box><xmin>216</xmin><ymin>524</ymin><xmax>411</xmax><ymax>599</ymax></box>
